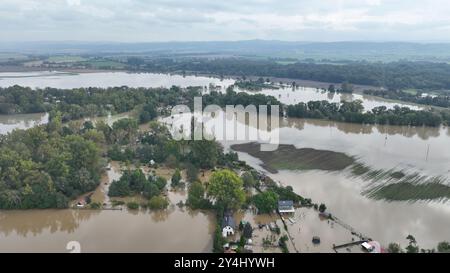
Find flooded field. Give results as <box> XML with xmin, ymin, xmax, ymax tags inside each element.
<box><xmin>238</xmin><ymin>85</ymin><xmax>423</xmax><ymax>110</ymax></box>
<box><xmin>0</xmin><ymin>113</ymin><xmax>48</xmax><ymax>135</ymax></box>
<box><xmin>164</xmin><ymin>109</ymin><xmax>450</xmax><ymax>249</ymax></box>
<box><xmin>1</xmin><ymin>72</ymin><xmax>449</xmax><ymax>252</ymax></box>
<box><xmin>0</xmin><ymin>71</ymin><xmax>234</xmax><ymax>90</ymax></box>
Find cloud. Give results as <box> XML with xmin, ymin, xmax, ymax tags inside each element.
<box><xmin>0</xmin><ymin>0</ymin><xmax>449</xmax><ymax>42</ymax></box>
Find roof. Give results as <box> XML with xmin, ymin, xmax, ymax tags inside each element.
<box><xmin>361</xmin><ymin>242</ymin><xmax>374</xmax><ymax>251</ymax></box>
<box><xmin>222</xmin><ymin>215</ymin><xmax>236</xmax><ymax>229</ymax></box>
<box><xmin>278</xmin><ymin>200</ymin><xmax>294</xmax><ymax>207</ymax></box>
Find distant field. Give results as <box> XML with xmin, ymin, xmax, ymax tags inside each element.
<box><xmin>46</xmin><ymin>55</ymin><xmax>87</xmax><ymax>63</ymax></box>
<box><xmin>82</xmin><ymin>59</ymin><xmax>126</xmax><ymax>69</ymax></box>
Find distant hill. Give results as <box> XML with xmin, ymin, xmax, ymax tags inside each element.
<box><xmin>2</xmin><ymin>40</ymin><xmax>450</xmax><ymax>62</ymax></box>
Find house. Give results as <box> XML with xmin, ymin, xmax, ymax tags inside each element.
<box><xmin>76</xmin><ymin>198</ymin><xmax>87</xmax><ymax>208</ymax></box>
<box><xmin>362</xmin><ymin>241</ymin><xmax>382</xmax><ymax>253</ymax></box>
<box><xmin>222</xmin><ymin>212</ymin><xmax>236</xmax><ymax>238</ymax></box>
<box><xmin>278</xmin><ymin>200</ymin><xmax>295</xmax><ymax>213</ymax></box>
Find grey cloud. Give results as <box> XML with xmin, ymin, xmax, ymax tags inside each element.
<box><xmin>1</xmin><ymin>0</ymin><xmax>450</xmax><ymax>42</ymax></box>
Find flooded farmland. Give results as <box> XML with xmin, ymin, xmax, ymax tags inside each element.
<box><xmin>0</xmin><ymin>71</ymin><xmax>449</xmax><ymax>252</ymax></box>
<box><xmin>165</xmin><ymin>109</ymin><xmax>450</xmax><ymax>249</ymax></box>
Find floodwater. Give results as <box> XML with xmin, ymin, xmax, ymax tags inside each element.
<box><xmin>0</xmin><ymin>71</ymin><xmax>420</xmax><ymax>112</ymax></box>
<box><xmin>0</xmin><ymin>113</ymin><xmax>48</xmax><ymax>135</ymax></box>
<box><xmin>165</xmin><ymin>110</ymin><xmax>450</xmax><ymax>249</ymax></box>
<box><xmin>0</xmin><ymin>71</ymin><xmax>234</xmax><ymax>90</ymax></box>
<box><xmin>0</xmin><ymin>72</ymin><xmax>449</xmax><ymax>252</ymax></box>
<box><xmin>0</xmin><ymin>160</ymin><xmax>215</xmax><ymax>253</ymax></box>
<box><xmin>238</xmin><ymin>85</ymin><xmax>422</xmax><ymax>110</ymax></box>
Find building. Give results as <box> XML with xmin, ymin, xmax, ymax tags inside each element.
<box><xmin>278</xmin><ymin>200</ymin><xmax>295</xmax><ymax>213</ymax></box>
<box><xmin>222</xmin><ymin>212</ymin><xmax>236</xmax><ymax>237</ymax></box>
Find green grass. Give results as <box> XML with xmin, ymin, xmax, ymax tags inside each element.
<box><xmin>47</xmin><ymin>55</ymin><xmax>87</xmax><ymax>63</ymax></box>
<box><xmin>364</xmin><ymin>181</ymin><xmax>450</xmax><ymax>202</ymax></box>
<box><xmin>231</xmin><ymin>142</ymin><xmax>355</xmax><ymax>173</ymax></box>
<box><xmin>402</xmin><ymin>89</ymin><xmax>419</xmax><ymax>95</ymax></box>
<box><xmin>82</xmin><ymin>60</ymin><xmax>125</xmax><ymax>69</ymax></box>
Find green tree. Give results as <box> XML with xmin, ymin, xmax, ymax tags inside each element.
<box><xmin>243</xmin><ymin>222</ymin><xmax>253</xmax><ymax>239</ymax></box>
<box><xmin>186</xmin><ymin>163</ymin><xmax>199</xmax><ymax>183</ymax></box>
<box><xmin>189</xmin><ymin>140</ymin><xmax>219</xmax><ymax>169</ymax></box>
<box><xmin>207</xmin><ymin>170</ymin><xmax>245</xmax><ymax>210</ymax></box>
<box><xmin>171</xmin><ymin>168</ymin><xmax>182</xmax><ymax>188</ymax></box>
<box><xmin>186</xmin><ymin>182</ymin><xmax>210</xmax><ymax>209</ymax></box>
<box><xmin>319</xmin><ymin>203</ymin><xmax>327</xmax><ymax>213</ymax></box>
<box><xmin>252</xmin><ymin>191</ymin><xmax>278</xmax><ymax>214</ymax></box>
<box><xmin>405</xmin><ymin>235</ymin><xmax>419</xmax><ymax>253</ymax></box>
<box><xmin>437</xmin><ymin>241</ymin><xmax>450</xmax><ymax>253</ymax></box>
<box><xmin>241</xmin><ymin>172</ymin><xmax>256</xmax><ymax>189</ymax></box>
<box><xmin>387</xmin><ymin>243</ymin><xmax>402</xmax><ymax>253</ymax></box>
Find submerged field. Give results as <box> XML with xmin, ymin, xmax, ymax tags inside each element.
<box><xmin>231</xmin><ymin>143</ymin><xmax>450</xmax><ymax>203</ymax></box>
<box><xmin>231</xmin><ymin>142</ymin><xmax>355</xmax><ymax>173</ymax></box>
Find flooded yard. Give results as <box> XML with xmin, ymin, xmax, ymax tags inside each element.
<box><xmin>0</xmin><ymin>159</ymin><xmax>215</xmax><ymax>253</ymax></box>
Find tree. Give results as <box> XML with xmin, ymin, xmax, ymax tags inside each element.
<box><xmin>171</xmin><ymin>168</ymin><xmax>182</xmax><ymax>188</ymax></box>
<box><xmin>387</xmin><ymin>243</ymin><xmax>402</xmax><ymax>253</ymax></box>
<box><xmin>186</xmin><ymin>182</ymin><xmax>210</xmax><ymax>209</ymax></box>
<box><xmin>186</xmin><ymin>163</ymin><xmax>199</xmax><ymax>183</ymax></box>
<box><xmin>207</xmin><ymin>170</ymin><xmax>245</xmax><ymax>210</ymax></box>
<box><xmin>139</xmin><ymin>102</ymin><xmax>157</xmax><ymax>124</ymax></box>
<box><xmin>243</xmin><ymin>222</ymin><xmax>253</xmax><ymax>239</ymax></box>
<box><xmin>319</xmin><ymin>203</ymin><xmax>327</xmax><ymax>213</ymax></box>
<box><xmin>328</xmin><ymin>84</ymin><xmax>336</xmax><ymax>92</ymax></box>
<box><xmin>189</xmin><ymin>140</ymin><xmax>219</xmax><ymax>169</ymax></box>
<box><xmin>437</xmin><ymin>241</ymin><xmax>450</xmax><ymax>253</ymax></box>
<box><xmin>252</xmin><ymin>191</ymin><xmax>278</xmax><ymax>214</ymax></box>
<box><xmin>241</xmin><ymin>172</ymin><xmax>256</xmax><ymax>189</ymax></box>
<box><xmin>143</xmin><ymin>180</ymin><xmax>160</xmax><ymax>199</ymax></box>
<box><xmin>341</xmin><ymin>82</ymin><xmax>354</xmax><ymax>93</ymax></box>
<box><xmin>154</xmin><ymin>176</ymin><xmax>167</xmax><ymax>191</ymax></box>
<box><xmin>108</xmin><ymin>178</ymin><xmax>131</xmax><ymax>197</ymax></box>
<box><xmin>405</xmin><ymin>235</ymin><xmax>419</xmax><ymax>253</ymax></box>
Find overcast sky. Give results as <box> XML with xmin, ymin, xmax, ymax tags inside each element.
<box><xmin>2</xmin><ymin>0</ymin><xmax>450</xmax><ymax>42</ymax></box>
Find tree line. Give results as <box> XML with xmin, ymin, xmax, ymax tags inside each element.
<box><xmin>140</xmin><ymin>58</ymin><xmax>450</xmax><ymax>91</ymax></box>
<box><xmin>287</xmin><ymin>100</ymin><xmax>449</xmax><ymax>127</ymax></box>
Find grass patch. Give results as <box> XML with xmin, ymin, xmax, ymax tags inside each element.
<box><xmin>231</xmin><ymin>142</ymin><xmax>355</xmax><ymax>173</ymax></box>
<box><xmin>47</xmin><ymin>55</ymin><xmax>87</xmax><ymax>63</ymax></box>
<box><xmin>364</xmin><ymin>181</ymin><xmax>450</xmax><ymax>202</ymax></box>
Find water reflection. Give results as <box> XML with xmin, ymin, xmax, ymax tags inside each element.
<box><xmin>0</xmin><ymin>113</ymin><xmax>49</xmax><ymax>135</ymax></box>
<box><xmin>0</xmin><ymin>71</ymin><xmax>234</xmax><ymax>90</ymax></box>
<box><xmin>239</xmin><ymin>86</ymin><xmax>422</xmax><ymax>110</ymax></box>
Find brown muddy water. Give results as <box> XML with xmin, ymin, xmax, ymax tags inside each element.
<box><xmin>0</xmin><ymin>161</ymin><xmax>215</xmax><ymax>253</ymax></box>
<box><xmin>1</xmin><ymin>73</ymin><xmax>449</xmax><ymax>251</ymax></box>
<box><xmin>164</xmin><ymin>110</ymin><xmax>450</xmax><ymax>249</ymax></box>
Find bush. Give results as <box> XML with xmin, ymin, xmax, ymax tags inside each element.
<box><xmin>148</xmin><ymin>196</ymin><xmax>169</xmax><ymax>210</ymax></box>
<box><xmin>171</xmin><ymin>168</ymin><xmax>182</xmax><ymax>187</ymax></box>
<box><xmin>319</xmin><ymin>203</ymin><xmax>327</xmax><ymax>213</ymax></box>
<box><xmin>127</xmin><ymin>201</ymin><xmax>140</xmax><ymax>210</ymax></box>
<box><xmin>111</xmin><ymin>200</ymin><xmax>125</xmax><ymax>207</ymax></box>
<box><xmin>278</xmin><ymin>235</ymin><xmax>289</xmax><ymax>253</ymax></box>
<box><xmin>90</xmin><ymin>202</ymin><xmax>101</xmax><ymax>209</ymax></box>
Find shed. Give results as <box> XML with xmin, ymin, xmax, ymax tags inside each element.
<box><xmin>278</xmin><ymin>200</ymin><xmax>295</xmax><ymax>213</ymax></box>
